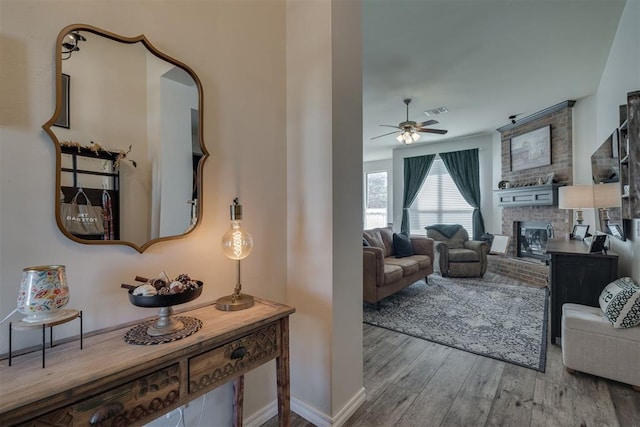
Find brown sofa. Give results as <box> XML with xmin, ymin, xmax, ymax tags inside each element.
<box><xmin>363</xmin><ymin>227</ymin><xmax>434</xmax><ymax>306</ymax></box>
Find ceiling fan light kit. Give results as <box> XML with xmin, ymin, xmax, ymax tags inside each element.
<box><xmin>397</xmin><ymin>131</ymin><xmax>421</xmax><ymax>144</ymax></box>
<box><xmin>371</xmin><ymin>98</ymin><xmax>448</xmax><ymax>143</ymax></box>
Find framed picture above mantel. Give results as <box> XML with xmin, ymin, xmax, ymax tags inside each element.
<box><xmin>510</xmin><ymin>125</ymin><xmax>551</xmax><ymax>171</ymax></box>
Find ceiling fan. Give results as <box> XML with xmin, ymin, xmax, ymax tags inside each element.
<box><xmin>371</xmin><ymin>98</ymin><xmax>448</xmax><ymax>144</ymax></box>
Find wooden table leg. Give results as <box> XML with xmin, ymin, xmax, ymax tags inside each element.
<box><xmin>233</xmin><ymin>375</ymin><xmax>244</xmax><ymax>427</ymax></box>
<box><xmin>276</xmin><ymin>317</ymin><xmax>291</xmax><ymax>427</ymax></box>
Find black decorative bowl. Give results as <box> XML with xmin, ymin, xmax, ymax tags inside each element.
<box><xmin>128</xmin><ymin>281</ymin><xmax>203</xmax><ymax>308</ymax></box>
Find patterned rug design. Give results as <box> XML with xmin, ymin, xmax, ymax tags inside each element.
<box><xmin>363</xmin><ymin>273</ymin><xmax>548</xmax><ymax>371</ymax></box>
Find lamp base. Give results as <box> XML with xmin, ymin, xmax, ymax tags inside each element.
<box><xmin>215</xmin><ymin>293</ymin><xmax>254</xmax><ymax>311</ymax></box>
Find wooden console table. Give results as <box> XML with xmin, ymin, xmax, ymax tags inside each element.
<box><xmin>546</xmin><ymin>239</ymin><xmax>618</xmax><ymax>345</ymax></box>
<box><xmin>0</xmin><ymin>299</ymin><xmax>294</xmax><ymax>426</ymax></box>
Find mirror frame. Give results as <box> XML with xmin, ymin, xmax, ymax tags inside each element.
<box><xmin>43</xmin><ymin>24</ymin><xmax>208</xmax><ymax>253</ymax></box>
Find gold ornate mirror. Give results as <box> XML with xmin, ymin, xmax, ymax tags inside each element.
<box><xmin>43</xmin><ymin>24</ymin><xmax>207</xmax><ymax>253</ymax></box>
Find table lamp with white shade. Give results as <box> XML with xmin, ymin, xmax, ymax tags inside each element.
<box><xmin>558</xmin><ymin>185</ymin><xmax>594</xmax><ymax>225</ymax></box>
<box><xmin>593</xmin><ymin>182</ymin><xmax>622</xmax><ymax>227</ymax></box>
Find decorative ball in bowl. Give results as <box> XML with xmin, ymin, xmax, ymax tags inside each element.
<box><xmin>125</xmin><ymin>273</ymin><xmax>203</xmax><ymax>308</ymax></box>
<box><xmin>17</xmin><ymin>265</ymin><xmax>70</xmax><ymax>323</ymax></box>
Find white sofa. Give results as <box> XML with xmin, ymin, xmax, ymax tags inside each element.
<box><xmin>561</xmin><ymin>303</ymin><xmax>640</xmax><ymax>390</ymax></box>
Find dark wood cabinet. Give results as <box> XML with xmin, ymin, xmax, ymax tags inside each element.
<box><xmin>546</xmin><ymin>239</ymin><xmax>618</xmax><ymax>345</ymax></box>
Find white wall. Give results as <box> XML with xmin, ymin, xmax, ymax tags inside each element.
<box><xmin>391</xmin><ymin>134</ymin><xmax>496</xmax><ymax>234</ymax></box>
<box><xmin>286</xmin><ymin>0</ymin><xmax>364</xmax><ymax>424</ymax></box>
<box><xmin>0</xmin><ymin>1</ymin><xmax>288</xmax><ymax>424</ymax></box>
<box><xmin>573</xmin><ymin>0</ymin><xmax>640</xmax><ymax>281</ymax></box>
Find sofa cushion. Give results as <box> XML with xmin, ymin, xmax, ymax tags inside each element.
<box><xmin>378</xmin><ymin>227</ymin><xmax>394</xmax><ymax>257</ymax></box>
<box><xmin>599</xmin><ymin>277</ymin><xmax>640</xmax><ymax>328</ymax></box>
<box><xmin>393</xmin><ymin>232</ymin><xmax>414</xmax><ymax>258</ymax></box>
<box><xmin>412</xmin><ymin>254</ymin><xmax>432</xmax><ymax>270</ymax></box>
<box><xmin>383</xmin><ymin>263</ymin><xmax>404</xmax><ymax>285</ymax></box>
<box><xmin>448</xmin><ymin>248</ymin><xmax>480</xmax><ymax>263</ymax></box>
<box><xmin>385</xmin><ymin>256</ymin><xmax>420</xmax><ymax>276</ymax></box>
<box><xmin>363</xmin><ymin>229</ymin><xmax>385</xmax><ymax>251</ymax></box>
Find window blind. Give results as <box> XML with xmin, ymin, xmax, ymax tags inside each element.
<box><xmin>408</xmin><ymin>156</ymin><xmax>474</xmax><ymax>235</ymax></box>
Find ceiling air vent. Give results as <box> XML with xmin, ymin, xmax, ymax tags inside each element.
<box><xmin>424</xmin><ymin>106</ymin><xmax>448</xmax><ymax>117</ymax></box>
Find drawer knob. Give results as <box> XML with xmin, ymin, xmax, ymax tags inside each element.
<box><xmin>89</xmin><ymin>402</ymin><xmax>125</xmax><ymax>425</ymax></box>
<box><xmin>231</xmin><ymin>346</ymin><xmax>247</xmax><ymax>359</ymax></box>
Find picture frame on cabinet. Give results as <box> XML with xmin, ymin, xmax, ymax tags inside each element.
<box><xmin>571</xmin><ymin>224</ymin><xmax>589</xmax><ymax>240</ymax></box>
<box><xmin>589</xmin><ymin>234</ymin><xmax>608</xmax><ymax>253</ymax></box>
<box><xmin>607</xmin><ymin>223</ymin><xmax>624</xmax><ymax>240</ymax></box>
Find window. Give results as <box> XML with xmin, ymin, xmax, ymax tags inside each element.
<box><xmin>408</xmin><ymin>156</ymin><xmax>474</xmax><ymax>235</ymax></box>
<box><xmin>365</xmin><ymin>171</ymin><xmax>387</xmax><ymax>229</ymax></box>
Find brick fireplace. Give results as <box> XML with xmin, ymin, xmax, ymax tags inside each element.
<box><xmin>488</xmin><ymin>101</ymin><xmax>576</xmax><ymax>286</ymax></box>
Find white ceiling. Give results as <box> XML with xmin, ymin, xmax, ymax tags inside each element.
<box><xmin>363</xmin><ymin>0</ymin><xmax>626</xmax><ymax>162</ymax></box>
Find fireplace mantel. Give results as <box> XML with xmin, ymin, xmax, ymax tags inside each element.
<box><xmin>495</xmin><ymin>184</ymin><xmax>564</xmax><ymax>207</ymax></box>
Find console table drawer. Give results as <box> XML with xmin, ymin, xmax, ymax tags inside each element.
<box><xmin>19</xmin><ymin>364</ymin><xmax>180</xmax><ymax>426</ymax></box>
<box><xmin>189</xmin><ymin>323</ymin><xmax>279</xmax><ymax>394</ymax></box>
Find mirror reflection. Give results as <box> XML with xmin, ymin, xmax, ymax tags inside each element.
<box><xmin>591</xmin><ymin>130</ymin><xmax>624</xmax><ymax>240</ymax></box>
<box><xmin>44</xmin><ymin>24</ymin><xmax>207</xmax><ymax>252</ymax></box>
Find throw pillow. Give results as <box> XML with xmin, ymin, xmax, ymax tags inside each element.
<box><xmin>363</xmin><ymin>238</ymin><xmax>370</xmax><ymax>247</ymax></box>
<box><xmin>393</xmin><ymin>232</ymin><xmax>414</xmax><ymax>258</ymax></box>
<box><xmin>598</xmin><ymin>277</ymin><xmax>640</xmax><ymax>328</ymax></box>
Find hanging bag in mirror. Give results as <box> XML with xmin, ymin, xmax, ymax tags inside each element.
<box><xmin>60</xmin><ymin>189</ymin><xmax>105</xmax><ymax>236</ymax></box>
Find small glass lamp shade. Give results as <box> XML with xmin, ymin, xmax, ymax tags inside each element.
<box><xmin>17</xmin><ymin>265</ymin><xmax>69</xmax><ymax>323</ymax></box>
<box><xmin>221</xmin><ymin>221</ymin><xmax>253</xmax><ymax>260</ymax></box>
<box><xmin>217</xmin><ymin>198</ymin><xmax>255</xmax><ymax>311</ymax></box>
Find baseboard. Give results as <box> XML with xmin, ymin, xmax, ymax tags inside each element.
<box><xmin>244</xmin><ymin>401</ymin><xmax>278</xmax><ymax>427</ymax></box>
<box><xmin>244</xmin><ymin>387</ymin><xmax>366</xmax><ymax>427</ymax></box>
<box><xmin>330</xmin><ymin>387</ymin><xmax>367</xmax><ymax>427</ymax></box>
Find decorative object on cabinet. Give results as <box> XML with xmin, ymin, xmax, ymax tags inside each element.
<box><xmin>510</xmin><ymin>125</ymin><xmax>551</xmax><ymax>171</ymax></box>
<box><xmin>546</xmin><ymin>239</ymin><xmax>618</xmax><ymax>345</ymax></box>
<box><xmin>558</xmin><ymin>185</ymin><xmax>594</xmax><ymax>225</ymax></box>
<box><xmin>9</xmin><ymin>309</ymin><xmax>83</xmax><ymax>369</ymax></box>
<box><xmin>0</xmin><ymin>301</ymin><xmax>294</xmax><ymax>426</ymax></box>
<box><xmin>53</xmin><ymin>73</ymin><xmax>70</xmax><ymax>128</ymax></box>
<box><xmin>620</xmin><ymin>90</ymin><xmax>640</xmax><ymax>219</ymax></box>
<box><xmin>124</xmin><ymin>273</ymin><xmax>203</xmax><ymax>339</ymax></box>
<box><xmin>217</xmin><ymin>198</ymin><xmax>255</xmax><ymax>311</ymax></box>
<box><xmin>571</xmin><ymin>224</ymin><xmax>589</xmax><ymax>241</ymax></box>
<box><xmin>43</xmin><ymin>24</ymin><xmax>208</xmax><ymax>253</ymax></box>
<box><xmin>17</xmin><ymin>265</ymin><xmax>70</xmax><ymax>323</ymax></box>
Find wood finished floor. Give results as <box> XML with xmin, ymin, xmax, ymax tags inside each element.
<box><xmin>264</xmin><ymin>323</ymin><xmax>640</xmax><ymax>427</ymax></box>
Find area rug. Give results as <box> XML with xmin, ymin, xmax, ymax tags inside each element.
<box><xmin>363</xmin><ymin>273</ymin><xmax>548</xmax><ymax>372</ymax></box>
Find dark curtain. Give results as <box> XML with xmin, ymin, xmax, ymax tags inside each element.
<box><xmin>440</xmin><ymin>149</ymin><xmax>486</xmax><ymax>240</ymax></box>
<box><xmin>401</xmin><ymin>154</ymin><xmax>435</xmax><ymax>234</ymax></box>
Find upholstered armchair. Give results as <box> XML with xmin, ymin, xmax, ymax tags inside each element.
<box><xmin>425</xmin><ymin>224</ymin><xmax>489</xmax><ymax>278</ymax></box>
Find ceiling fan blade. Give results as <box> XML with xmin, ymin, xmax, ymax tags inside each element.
<box><xmin>370</xmin><ymin>130</ymin><xmax>400</xmax><ymax>140</ymax></box>
<box><xmin>379</xmin><ymin>124</ymin><xmax>401</xmax><ymax>129</ymax></box>
<box><xmin>415</xmin><ymin>119</ymin><xmax>438</xmax><ymax>127</ymax></box>
<box><xmin>417</xmin><ymin>128</ymin><xmax>448</xmax><ymax>135</ymax></box>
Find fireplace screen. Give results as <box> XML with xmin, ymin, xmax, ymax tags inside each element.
<box><xmin>517</xmin><ymin>222</ymin><xmax>553</xmax><ymax>260</ymax></box>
